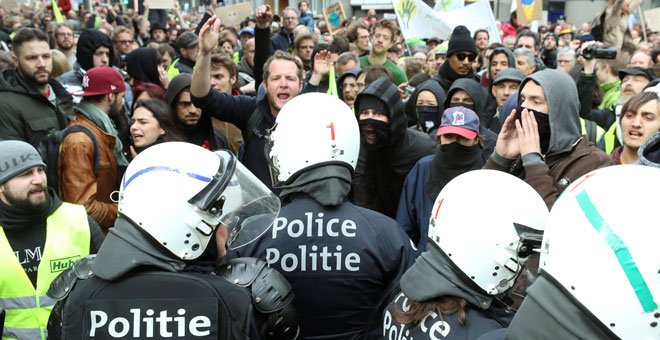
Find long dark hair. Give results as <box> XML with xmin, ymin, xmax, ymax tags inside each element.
<box><xmin>391</xmin><ymin>296</ymin><xmax>469</xmax><ymax>326</ymax></box>
<box><xmin>133</xmin><ymin>99</ymin><xmax>185</xmax><ymax>143</ymax></box>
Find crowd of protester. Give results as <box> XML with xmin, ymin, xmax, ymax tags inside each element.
<box><xmin>0</xmin><ymin>0</ymin><xmax>659</xmax><ymax>338</ymax></box>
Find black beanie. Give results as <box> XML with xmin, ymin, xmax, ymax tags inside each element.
<box><xmin>447</xmin><ymin>25</ymin><xmax>477</xmax><ymax>57</ymax></box>
<box><xmin>356</xmin><ymin>95</ymin><xmax>388</xmax><ymax>117</ymax></box>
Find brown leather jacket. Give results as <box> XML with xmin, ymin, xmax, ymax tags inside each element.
<box><xmin>59</xmin><ymin>115</ymin><xmax>119</xmax><ymax>231</ymax></box>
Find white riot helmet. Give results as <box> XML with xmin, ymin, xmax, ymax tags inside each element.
<box><xmin>428</xmin><ymin>170</ymin><xmax>548</xmax><ymax>295</ymax></box>
<box><xmin>266</xmin><ymin>92</ymin><xmax>360</xmax><ymax>186</ymax></box>
<box><xmin>540</xmin><ymin>165</ymin><xmax>660</xmax><ymax>339</ymax></box>
<box><xmin>118</xmin><ymin>142</ymin><xmax>280</xmax><ymax>260</ymax></box>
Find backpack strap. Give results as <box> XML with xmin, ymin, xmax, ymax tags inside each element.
<box><xmin>65</xmin><ymin>125</ymin><xmax>101</xmax><ymax>175</ymax></box>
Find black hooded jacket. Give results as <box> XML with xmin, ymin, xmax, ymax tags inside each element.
<box><xmin>351</xmin><ymin>77</ymin><xmax>435</xmax><ymax>217</ymax></box>
<box><xmin>126</xmin><ymin>47</ymin><xmax>161</xmax><ymax>84</ymax></box>
<box><xmin>444</xmin><ymin>78</ymin><xmax>498</xmax><ymax>162</ymax></box>
<box><xmin>75</xmin><ymin>29</ymin><xmax>114</xmax><ymax>72</ymax></box>
<box><xmin>404</xmin><ymin>79</ymin><xmax>447</xmax><ymax>136</ymax></box>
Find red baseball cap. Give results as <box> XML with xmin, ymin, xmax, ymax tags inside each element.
<box><xmin>72</xmin><ymin>67</ymin><xmax>126</xmax><ymax>97</ymax></box>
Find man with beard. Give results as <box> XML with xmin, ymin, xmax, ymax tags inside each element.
<box><xmin>0</xmin><ymin>140</ymin><xmax>103</xmax><ymax>340</ymax></box>
<box><xmin>0</xmin><ymin>28</ymin><xmax>75</xmax><ymax>148</ymax></box>
<box><xmin>358</xmin><ymin>20</ymin><xmax>407</xmax><ymax>85</ymax></box>
<box><xmin>165</xmin><ymin>73</ymin><xmax>229</xmax><ymax>151</ymax></box>
<box><xmin>53</xmin><ymin>23</ymin><xmax>76</xmax><ymax>67</ymax></box>
<box><xmin>396</xmin><ymin>107</ymin><xmax>486</xmax><ymax>250</ymax></box>
<box><xmin>59</xmin><ymin>67</ymin><xmax>128</xmax><ymax>233</ymax></box>
<box><xmin>351</xmin><ymin>77</ymin><xmax>435</xmax><ymax>218</ymax></box>
<box><xmin>192</xmin><ymin>8</ymin><xmax>301</xmax><ymax>192</ymax></box>
<box><xmin>484</xmin><ymin>69</ymin><xmax>613</xmax><ymax>209</ymax></box>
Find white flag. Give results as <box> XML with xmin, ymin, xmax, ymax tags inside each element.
<box><xmin>392</xmin><ymin>0</ymin><xmax>499</xmax><ymax>43</ymax></box>
<box><xmin>434</xmin><ymin>0</ymin><xmax>465</xmax><ymax>13</ymax></box>
<box><xmin>437</xmin><ymin>0</ymin><xmax>501</xmax><ymax>43</ymax></box>
<box><xmin>392</xmin><ymin>0</ymin><xmax>453</xmax><ymax>40</ymax></box>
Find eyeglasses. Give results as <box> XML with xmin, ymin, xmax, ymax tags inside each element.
<box><xmin>283</xmin><ymin>17</ymin><xmax>297</xmax><ymax>21</ymax></box>
<box><xmin>114</xmin><ymin>39</ymin><xmax>134</xmax><ymax>44</ymax></box>
<box><xmin>455</xmin><ymin>52</ymin><xmax>476</xmax><ymax>62</ymax></box>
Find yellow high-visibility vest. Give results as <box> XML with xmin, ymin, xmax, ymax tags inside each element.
<box><xmin>0</xmin><ymin>203</ymin><xmax>90</xmax><ymax>340</ymax></box>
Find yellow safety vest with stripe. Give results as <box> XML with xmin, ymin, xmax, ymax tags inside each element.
<box><xmin>0</xmin><ymin>203</ymin><xmax>90</xmax><ymax>340</ymax></box>
<box><xmin>603</xmin><ymin>122</ymin><xmax>617</xmax><ymax>154</ymax></box>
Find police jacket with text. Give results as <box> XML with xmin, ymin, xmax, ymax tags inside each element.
<box><xmin>383</xmin><ymin>292</ymin><xmax>505</xmax><ymax>340</ymax></box>
<box><xmin>47</xmin><ymin>218</ymin><xmax>257</xmax><ymax>340</ymax></box>
<box><xmin>227</xmin><ymin>165</ymin><xmax>417</xmax><ymax>339</ymax></box>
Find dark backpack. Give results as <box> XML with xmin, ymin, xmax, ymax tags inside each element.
<box><xmin>590</xmin><ymin>10</ymin><xmax>607</xmax><ymax>42</ymax></box>
<box><xmin>37</xmin><ymin>125</ymin><xmax>100</xmax><ymax>194</ymax></box>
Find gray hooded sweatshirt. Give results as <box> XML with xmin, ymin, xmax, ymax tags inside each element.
<box><xmin>485</xmin><ymin>69</ymin><xmax>613</xmax><ymax>209</ymax></box>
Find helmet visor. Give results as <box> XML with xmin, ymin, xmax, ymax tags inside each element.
<box><xmin>189</xmin><ymin>151</ymin><xmax>281</xmax><ymax>249</ymax></box>
<box><xmin>220</xmin><ymin>157</ymin><xmax>280</xmax><ymax>249</ymax></box>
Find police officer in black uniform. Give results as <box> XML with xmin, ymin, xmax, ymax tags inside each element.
<box><xmin>226</xmin><ymin>93</ymin><xmax>417</xmax><ymax>339</ymax></box>
<box><xmin>46</xmin><ymin>142</ymin><xmax>300</xmax><ymax>340</ymax></box>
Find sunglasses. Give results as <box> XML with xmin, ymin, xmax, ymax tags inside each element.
<box><xmin>455</xmin><ymin>52</ymin><xmax>476</xmax><ymax>62</ymax></box>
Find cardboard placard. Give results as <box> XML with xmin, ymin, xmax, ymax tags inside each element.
<box><xmin>147</xmin><ymin>0</ymin><xmax>175</xmax><ymax>10</ymax></box>
<box><xmin>645</xmin><ymin>7</ymin><xmax>660</xmax><ymax>33</ymax></box>
<box><xmin>323</xmin><ymin>2</ymin><xmax>346</xmax><ymax>33</ymax></box>
<box><xmin>516</xmin><ymin>0</ymin><xmax>542</xmax><ymax>26</ymax></box>
<box><xmin>3</xmin><ymin>0</ymin><xmax>22</xmax><ymax>13</ymax></box>
<box><xmin>215</xmin><ymin>2</ymin><xmax>252</xmax><ymax>28</ymax></box>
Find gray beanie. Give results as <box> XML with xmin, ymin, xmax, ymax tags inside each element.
<box><xmin>0</xmin><ymin>140</ymin><xmax>46</xmax><ymax>184</ymax></box>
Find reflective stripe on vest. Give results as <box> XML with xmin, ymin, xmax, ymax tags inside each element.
<box><xmin>0</xmin><ymin>203</ymin><xmax>90</xmax><ymax>340</ymax></box>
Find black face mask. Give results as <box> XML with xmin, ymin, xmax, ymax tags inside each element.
<box><xmin>358</xmin><ymin>119</ymin><xmax>392</xmax><ymax>155</ymax></box>
<box><xmin>426</xmin><ymin>142</ymin><xmax>484</xmax><ymax>201</ymax></box>
<box><xmin>514</xmin><ymin>106</ymin><xmax>551</xmax><ymax>154</ymax></box>
<box><xmin>449</xmin><ymin>102</ymin><xmax>477</xmax><ymax>113</ymax></box>
<box><xmin>416</xmin><ymin>106</ymin><xmax>441</xmax><ymax>132</ymax></box>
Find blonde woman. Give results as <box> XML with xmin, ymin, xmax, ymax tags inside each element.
<box><xmin>50</xmin><ymin>49</ymin><xmax>72</xmax><ymax>78</ymax></box>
